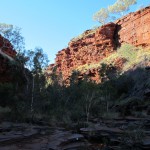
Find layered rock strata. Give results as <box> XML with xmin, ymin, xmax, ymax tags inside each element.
<box><xmin>116</xmin><ymin>6</ymin><xmax>150</xmax><ymax>47</ymax></box>
<box><xmin>47</xmin><ymin>6</ymin><xmax>150</xmax><ymax>84</ymax></box>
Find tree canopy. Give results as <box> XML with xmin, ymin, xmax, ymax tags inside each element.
<box><xmin>93</xmin><ymin>8</ymin><xmax>109</xmax><ymax>25</ymax></box>
<box><xmin>108</xmin><ymin>0</ymin><xmax>137</xmax><ymax>14</ymax></box>
<box><xmin>0</xmin><ymin>23</ymin><xmax>24</xmax><ymax>52</ymax></box>
<box><xmin>93</xmin><ymin>0</ymin><xmax>137</xmax><ymax>24</ymax></box>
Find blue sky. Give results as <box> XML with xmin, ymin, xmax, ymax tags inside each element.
<box><xmin>0</xmin><ymin>0</ymin><xmax>149</xmax><ymax>63</ymax></box>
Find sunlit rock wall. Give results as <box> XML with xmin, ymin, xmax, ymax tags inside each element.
<box><xmin>47</xmin><ymin>6</ymin><xmax>150</xmax><ymax>84</ymax></box>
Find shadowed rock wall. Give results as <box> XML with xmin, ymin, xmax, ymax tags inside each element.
<box><xmin>0</xmin><ymin>35</ymin><xmax>16</xmax><ymax>82</ymax></box>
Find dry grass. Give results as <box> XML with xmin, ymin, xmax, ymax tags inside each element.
<box><xmin>71</xmin><ymin>28</ymin><xmax>97</xmax><ymax>42</ymax></box>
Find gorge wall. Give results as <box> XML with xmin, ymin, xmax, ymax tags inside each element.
<box><xmin>0</xmin><ymin>35</ymin><xmax>16</xmax><ymax>82</ymax></box>
<box><xmin>47</xmin><ymin>6</ymin><xmax>150</xmax><ymax>84</ymax></box>
<box><xmin>116</xmin><ymin>6</ymin><xmax>150</xmax><ymax>47</ymax></box>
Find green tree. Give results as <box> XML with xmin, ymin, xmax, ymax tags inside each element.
<box><xmin>108</xmin><ymin>0</ymin><xmax>137</xmax><ymax>15</ymax></box>
<box><xmin>0</xmin><ymin>23</ymin><xmax>50</xmax><ymax>121</ymax></box>
<box><xmin>0</xmin><ymin>23</ymin><xmax>28</xmax><ymax>89</ymax></box>
<box><xmin>26</xmin><ymin>48</ymin><xmax>49</xmax><ymax>119</ymax></box>
<box><xmin>93</xmin><ymin>0</ymin><xmax>137</xmax><ymax>24</ymax></box>
<box><xmin>0</xmin><ymin>23</ymin><xmax>24</xmax><ymax>52</ymax></box>
<box><xmin>93</xmin><ymin>8</ymin><xmax>109</xmax><ymax>25</ymax></box>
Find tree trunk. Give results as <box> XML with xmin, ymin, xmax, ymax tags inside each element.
<box><xmin>31</xmin><ymin>75</ymin><xmax>34</xmax><ymax>120</ymax></box>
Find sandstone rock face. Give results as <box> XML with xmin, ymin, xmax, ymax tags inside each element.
<box><xmin>47</xmin><ymin>6</ymin><xmax>150</xmax><ymax>84</ymax></box>
<box><xmin>116</xmin><ymin>6</ymin><xmax>150</xmax><ymax>47</ymax></box>
<box><xmin>0</xmin><ymin>35</ymin><xmax>16</xmax><ymax>82</ymax></box>
<box><xmin>47</xmin><ymin>23</ymin><xmax>117</xmax><ymax>84</ymax></box>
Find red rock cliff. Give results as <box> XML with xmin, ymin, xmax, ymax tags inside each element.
<box><xmin>116</xmin><ymin>6</ymin><xmax>150</xmax><ymax>47</ymax></box>
<box><xmin>0</xmin><ymin>35</ymin><xmax>17</xmax><ymax>82</ymax></box>
<box><xmin>47</xmin><ymin>6</ymin><xmax>150</xmax><ymax>84</ymax></box>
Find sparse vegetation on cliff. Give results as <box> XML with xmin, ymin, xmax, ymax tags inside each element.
<box><xmin>70</xmin><ymin>28</ymin><xmax>96</xmax><ymax>42</ymax></box>
<box><xmin>75</xmin><ymin>43</ymin><xmax>150</xmax><ymax>75</ymax></box>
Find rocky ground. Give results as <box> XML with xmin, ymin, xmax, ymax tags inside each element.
<box><xmin>0</xmin><ymin>117</ymin><xmax>149</xmax><ymax>150</ymax></box>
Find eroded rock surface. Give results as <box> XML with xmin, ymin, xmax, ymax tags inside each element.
<box><xmin>0</xmin><ymin>35</ymin><xmax>16</xmax><ymax>82</ymax></box>
<box><xmin>116</xmin><ymin>6</ymin><xmax>150</xmax><ymax>47</ymax></box>
<box><xmin>47</xmin><ymin>6</ymin><xmax>150</xmax><ymax>84</ymax></box>
<box><xmin>47</xmin><ymin>23</ymin><xmax>117</xmax><ymax>84</ymax></box>
<box><xmin>0</xmin><ymin>118</ymin><xmax>150</xmax><ymax>150</ymax></box>
<box><xmin>0</xmin><ymin>123</ymin><xmax>89</xmax><ymax>150</ymax></box>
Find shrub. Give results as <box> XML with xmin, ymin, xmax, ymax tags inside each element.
<box><xmin>102</xmin><ymin>111</ymin><xmax>119</xmax><ymax>119</ymax></box>
<box><xmin>120</xmin><ymin>126</ymin><xmax>145</xmax><ymax>149</ymax></box>
<box><xmin>117</xmin><ymin>43</ymin><xmax>138</xmax><ymax>62</ymax></box>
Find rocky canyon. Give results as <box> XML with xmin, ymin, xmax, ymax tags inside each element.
<box><xmin>46</xmin><ymin>6</ymin><xmax>150</xmax><ymax>84</ymax></box>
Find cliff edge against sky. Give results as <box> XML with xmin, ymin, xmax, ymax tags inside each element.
<box><xmin>46</xmin><ymin>6</ymin><xmax>150</xmax><ymax>84</ymax></box>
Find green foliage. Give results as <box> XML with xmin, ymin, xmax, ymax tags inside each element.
<box><xmin>70</xmin><ymin>70</ymin><xmax>80</xmax><ymax>86</ymax></box>
<box><xmin>0</xmin><ymin>106</ymin><xmax>11</xmax><ymax>113</ymax></box>
<box><xmin>108</xmin><ymin>0</ymin><xmax>137</xmax><ymax>15</ymax></box>
<box><xmin>117</xmin><ymin>43</ymin><xmax>137</xmax><ymax>62</ymax></box>
<box><xmin>0</xmin><ymin>65</ymin><xmax>149</xmax><ymax>123</ymax></box>
<box><xmin>93</xmin><ymin>0</ymin><xmax>137</xmax><ymax>24</ymax></box>
<box><xmin>0</xmin><ymin>106</ymin><xmax>11</xmax><ymax>121</ymax></box>
<box><xmin>99</xmin><ymin>63</ymin><xmax>119</xmax><ymax>81</ymax></box>
<box><xmin>0</xmin><ymin>23</ymin><xmax>51</xmax><ymax>122</ymax></box>
<box><xmin>0</xmin><ymin>22</ymin><xmax>149</xmax><ymax>126</ymax></box>
<box><xmin>120</xmin><ymin>126</ymin><xmax>145</xmax><ymax>149</ymax></box>
<box><xmin>0</xmin><ymin>83</ymin><xmax>14</xmax><ymax>106</ymax></box>
<box><xmin>26</xmin><ymin>48</ymin><xmax>49</xmax><ymax>73</ymax></box>
<box><xmin>71</xmin><ymin>28</ymin><xmax>96</xmax><ymax>42</ymax></box>
<box><xmin>75</xmin><ymin>44</ymin><xmax>148</xmax><ymax>74</ymax></box>
<box><xmin>102</xmin><ymin>111</ymin><xmax>119</xmax><ymax>119</ymax></box>
<box><xmin>0</xmin><ymin>23</ymin><xmax>25</xmax><ymax>52</ymax></box>
<box><xmin>100</xmin><ymin>44</ymin><xmax>149</xmax><ymax>72</ymax></box>
<box><xmin>93</xmin><ymin>8</ymin><xmax>109</xmax><ymax>25</ymax></box>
